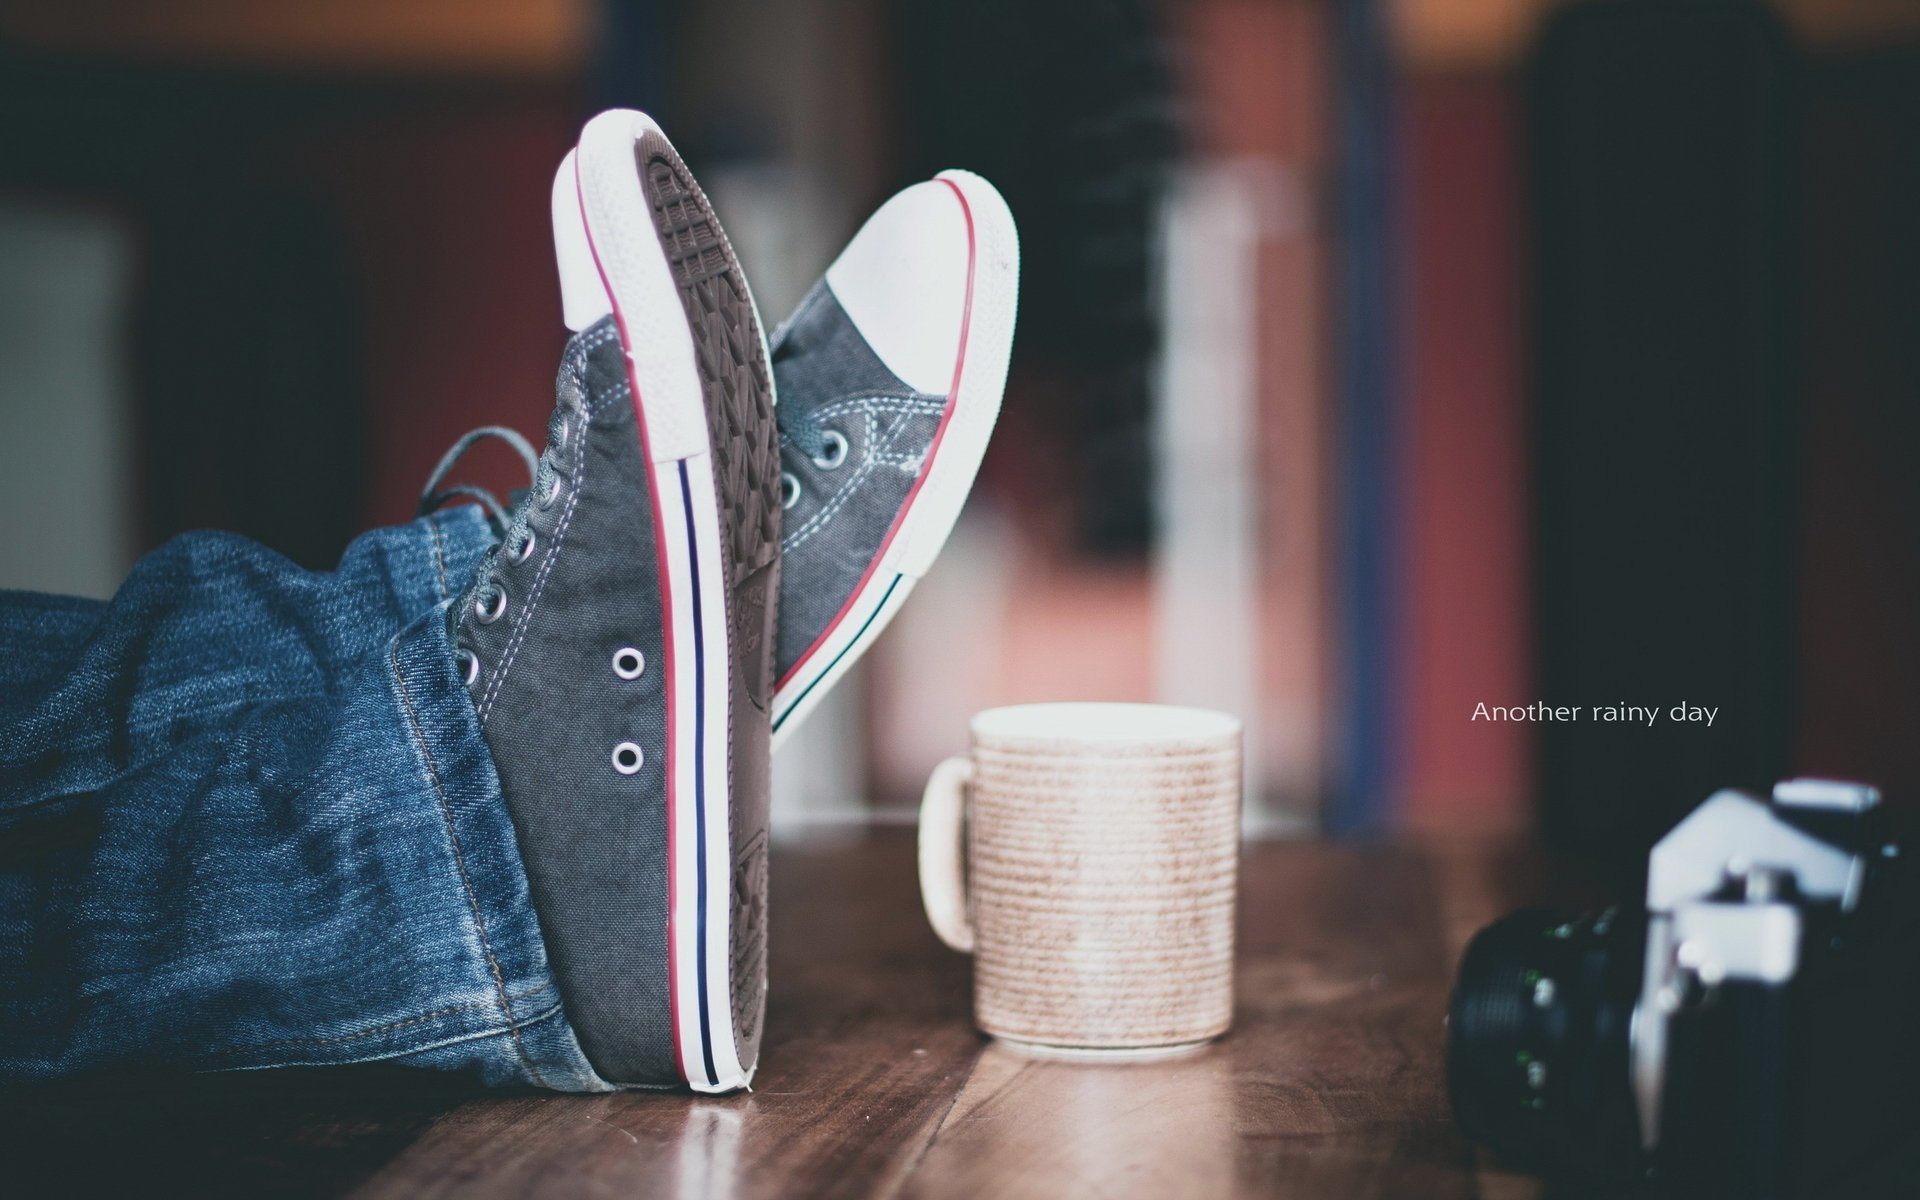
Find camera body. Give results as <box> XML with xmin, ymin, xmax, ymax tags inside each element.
<box><xmin>1448</xmin><ymin>779</ymin><xmax>1918</xmax><ymax>1197</ymax></box>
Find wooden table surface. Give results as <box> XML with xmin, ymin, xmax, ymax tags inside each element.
<box><xmin>5</xmin><ymin>832</ymin><xmax>1572</xmax><ymax>1198</ymax></box>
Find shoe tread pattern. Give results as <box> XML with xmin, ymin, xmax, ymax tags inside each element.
<box><xmin>638</xmin><ymin>140</ymin><xmax>780</xmax><ymax>585</ymax></box>
<box><xmin>637</xmin><ymin>132</ymin><xmax>775</xmax><ymax>1076</ymax></box>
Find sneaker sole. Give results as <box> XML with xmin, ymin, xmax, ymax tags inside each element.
<box><xmin>770</xmin><ymin>171</ymin><xmax>1019</xmax><ymax>749</ymax></box>
<box><xmin>574</xmin><ymin>109</ymin><xmax>777</xmax><ymax>1093</ymax></box>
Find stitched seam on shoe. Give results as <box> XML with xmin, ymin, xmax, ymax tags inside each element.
<box><xmin>781</xmin><ymin>412</ymin><xmax>888</xmax><ymax>553</ymax></box>
<box><xmin>773</xmin><ymin>395</ymin><xmax>945</xmax><ymax>455</ymax></box>
<box><xmin>475</xmin><ymin>392</ymin><xmax>593</xmax><ymax>723</ymax></box>
<box><xmin>564</xmin><ymin>326</ymin><xmax>621</xmax><ymax>403</ymax></box>
<box><xmin>774</xmin><ymin>395</ymin><xmax>943</xmax><ymax>551</ymax></box>
<box><xmin>780</xmin><ymin>404</ymin><xmax>934</xmax><ymax>554</ymax></box>
<box><xmin>583</xmin><ymin>377</ymin><xmax>628</xmax><ymax>419</ymax></box>
<box><xmin>390</xmin><ymin>638</ymin><xmax>550</xmax><ymax>1088</ymax></box>
<box><xmin>810</xmin><ymin>394</ymin><xmax>945</xmax><ymax>418</ymax></box>
<box><xmin>578</xmin><ymin>323</ymin><xmax>620</xmax><ymax>357</ymax></box>
<box><xmin>229</xmin><ymin>982</ymin><xmax>556</xmax><ymax>1050</ymax></box>
<box><xmin>472</xmin><ymin>363</ymin><xmax>628</xmax><ymax>718</ymax></box>
<box><xmin>472</xmin><ymin>327</ymin><xmax>623</xmax><ymax>722</ymax></box>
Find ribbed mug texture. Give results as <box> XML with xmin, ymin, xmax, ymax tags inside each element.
<box><xmin>967</xmin><ymin>727</ymin><xmax>1240</xmax><ymax>1048</ymax></box>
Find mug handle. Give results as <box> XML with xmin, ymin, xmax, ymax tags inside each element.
<box><xmin>918</xmin><ymin>755</ymin><xmax>976</xmax><ymax>953</ymax></box>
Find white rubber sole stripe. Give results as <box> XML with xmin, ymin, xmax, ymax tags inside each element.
<box><xmin>573</xmin><ymin>108</ymin><xmax>750</xmax><ymax>1093</ymax></box>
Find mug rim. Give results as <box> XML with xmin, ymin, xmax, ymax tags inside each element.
<box><xmin>969</xmin><ymin>701</ymin><xmax>1240</xmax><ymax>745</ymax></box>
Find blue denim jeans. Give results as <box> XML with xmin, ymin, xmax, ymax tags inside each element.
<box><xmin>0</xmin><ymin>508</ymin><xmax>614</xmax><ymax>1091</ymax></box>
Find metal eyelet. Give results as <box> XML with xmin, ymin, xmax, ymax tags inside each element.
<box><xmin>509</xmin><ymin>529</ymin><xmax>537</xmax><ymax>564</ymax></box>
<box><xmin>781</xmin><ymin>473</ymin><xmax>801</xmax><ymax>510</ymax></box>
<box><xmin>554</xmin><ymin>415</ymin><xmax>571</xmax><ymax>451</ymax></box>
<box><xmin>611</xmin><ymin>742</ymin><xmax>644</xmax><ymax>775</ymax></box>
<box><xmin>457</xmin><ymin>648</ymin><xmax>480</xmax><ymax>687</ymax></box>
<box><xmin>812</xmin><ymin>429</ymin><xmax>848</xmax><ymax>470</ymax></box>
<box><xmin>537</xmin><ymin>474</ymin><xmax>562</xmax><ymax>510</ymax></box>
<box><xmin>612</xmin><ymin>647</ymin><xmax>645</xmax><ymax>679</ymax></box>
<box><xmin>475</xmin><ymin>584</ymin><xmax>507</xmax><ymax>624</ymax></box>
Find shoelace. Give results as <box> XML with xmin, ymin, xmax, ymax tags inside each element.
<box><xmin>776</xmin><ymin>406</ymin><xmax>827</xmax><ymax>462</ymax></box>
<box><xmin>424</xmin><ymin>397</ymin><xmax>839</xmax><ymax>565</ymax></box>
<box><xmin>419</xmin><ymin>392</ymin><xmax>579</xmax><ymax>629</ymax></box>
<box><xmin>774</xmin><ymin>406</ymin><xmax>852</xmax><ymax>514</ymax></box>
<box><xmin>418</xmin><ymin>426</ymin><xmax>540</xmax><ymax>536</ymax></box>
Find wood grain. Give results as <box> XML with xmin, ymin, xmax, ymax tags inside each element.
<box><xmin>0</xmin><ymin>833</ymin><xmax>1578</xmax><ymax>1197</ymax></box>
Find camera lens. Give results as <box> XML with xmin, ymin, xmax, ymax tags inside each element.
<box><xmin>1446</xmin><ymin>906</ymin><xmax>1647</xmax><ymax>1181</ymax></box>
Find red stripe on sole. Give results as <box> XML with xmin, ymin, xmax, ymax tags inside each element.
<box><xmin>773</xmin><ymin>176</ymin><xmax>979</xmax><ymax>694</ymax></box>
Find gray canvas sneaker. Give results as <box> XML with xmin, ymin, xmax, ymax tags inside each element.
<box><xmin>430</xmin><ymin>109</ymin><xmax>777</xmax><ymax>1094</ymax></box>
<box><xmin>769</xmin><ymin>172</ymin><xmax>1019</xmax><ymax>747</ymax></box>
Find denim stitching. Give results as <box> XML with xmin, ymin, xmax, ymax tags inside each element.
<box><xmin>1</xmin><ymin>690</ymin><xmax>327</xmax><ymax>768</ymax></box>
<box><xmin>230</xmin><ymin>981</ymin><xmax>555</xmax><ymax>1050</ymax></box>
<box><xmin>0</xmin><ymin>508</ymin><xmax>499</xmax><ymax>774</ymax></box>
<box><xmin>237</xmin><ymin>1001</ymin><xmax>577</xmax><ymax>1075</ymax></box>
<box><xmin>389</xmin><ymin>637</ymin><xmax>550</xmax><ymax>1088</ymax></box>
<box><xmin>427</xmin><ymin>514</ymin><xmax>453</xmax><ymax>602</ymax></box>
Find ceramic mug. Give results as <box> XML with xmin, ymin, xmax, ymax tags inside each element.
<box><xmin>918</xmin><ymin>702</ymin><xmax>1242</xmax><ymax>1057</ymax></box>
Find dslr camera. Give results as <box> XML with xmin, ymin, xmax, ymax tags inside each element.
<box><xmin>1447</xmin><ymin>779</ymin><xmax>1920</xmax><ymax>1197</ymax></box>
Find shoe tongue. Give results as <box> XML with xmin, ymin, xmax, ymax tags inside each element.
<box><xmin>776</xmin><ymin>407</ymin><xmax>827</xmax><ymax>461</ymax></box>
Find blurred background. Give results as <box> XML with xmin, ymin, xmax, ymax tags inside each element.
<box><xmin>1</xmin><ymin>0</ymin><xmax>1917</xmax><ymax>874</ymax></box>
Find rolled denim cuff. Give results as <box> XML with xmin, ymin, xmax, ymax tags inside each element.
<box><xmin>379</xmin><ymin>599</ymin><xmax>614</xmax><ymax>1092</ymax></box>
